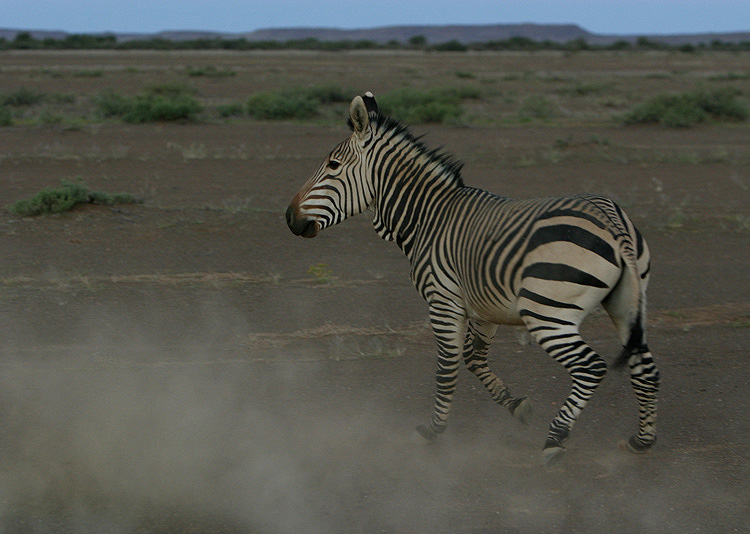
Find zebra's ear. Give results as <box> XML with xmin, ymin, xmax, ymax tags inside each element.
<box><xmin>362</xmin><ymin>91</ymin><xmax>378</xmax><ymax>118</ymax></box>
<box><xmin>349</xmin><ymin>95</ymin><xmax>370</xmax><ymax>138</ymax></box>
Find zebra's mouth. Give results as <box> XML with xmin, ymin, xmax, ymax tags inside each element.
<box><xmin>299</xmin><ymin>220</ymin><xmax>319</xmax><ymax>238</ymax></box>
<box><xmin>286</xmin><ymin>205</ymin><xmax>319</xmax><ymax>238</ymax></box>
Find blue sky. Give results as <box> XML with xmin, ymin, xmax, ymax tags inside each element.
<box><xmin>3</xmin><ymin>1</ymin><xmax>749</xmax><ymax>35</ymax></box>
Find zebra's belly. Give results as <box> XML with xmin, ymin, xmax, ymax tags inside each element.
<box><xmin>466</xmin><ymin>300</ymin><xmax>524</xmax><ymax>326</ymax></box>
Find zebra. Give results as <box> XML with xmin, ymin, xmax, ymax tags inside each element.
<box><xmin>286</xmin><ymin>92</ymin><xmax>660</xmax><ymax>466</ymax></box>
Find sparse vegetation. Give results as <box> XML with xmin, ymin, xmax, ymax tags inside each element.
<box><xmin>246</xmin><ymin>91</ymin><xmax>319</xmax><ymax>120</ymax></box>
<box><xmin>0</xmin><ymin>106</ymin><xmax>12</xmax><ymax>126</ymax></box>
<box><xmin>217</xmin><ymin>102</ymin><xmax>245</xmax><ymax>118</ymax></box>
<box><xmin>11</xmin><ymin>181</ymin><xmax>141</xmax><ymax>217</ymax></box>
<box><xmin>96</xmin><ymin>84</ymin><xmax>203</xmax><ymax>123</ymax></box>
<box><xmin>185</xmin><ymin>65</ymin><xmax>236</xmax><ymax>77</ymax></box>
<box><xmin>2</xmin><ymin>86</ymin><xmax>45</xmax><ymax>107</ymax></box>
<box><xmin>378</xmin><ymin>87</ymin><xmax>480</xmax><ymax>124</ymax></box>
<box><xmin>307</xmin><ymin>263</ymin><xmax>334</xmax><ymax>284</ymax></box>
<box><xmin>625</xmin><ymin>88</ymin><xmax>749</xmax><ymax>127</ymax></box>
<box><xmin>518</xmin><ymin>95</ymin><xmax>559</xmax><ymax>121</ymax></box>
<box><xmin>246</xmin><ymin>85</ymin><xmax>352</xmax><ymax>120</ymax></box>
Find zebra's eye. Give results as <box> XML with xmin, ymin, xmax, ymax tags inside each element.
<box><xmin>327</xmin><ymin>159</ymin><xmax>341</xmax><ymax>171</ymax></box>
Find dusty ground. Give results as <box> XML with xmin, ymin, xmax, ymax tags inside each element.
<box><xmin>0</xmin><ymin>51</ymin><xmax>748</xmax><ymax>533</ymax></box>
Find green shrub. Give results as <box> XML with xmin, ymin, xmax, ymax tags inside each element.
<box><xmin>95</xmin><ymin>84</ymin><xmax>202</xmax><ymax>123</ymax></box>
<box><xmin>11</xmin><ymin>181</ymin><xmax>141</xmax><ymax>217</ymax></box>
<box><xmin>625</xmin><ymin>88</ymin><xmax>749</xmax><ymax>127</ymax></box>
<box><xmin>379</xmin><ymin>87</ymin><xmax>479</xmax><ymax>124</ymax></box>
<box><xmin>247</xmin><ymin>91</ymin><xmax>319</xmax><ymax>120</ymax></box>
<box><xmin>73</xmin><ymin>69</ymin><xmax>103</xmax><ymax>77</ymax></box>
<box><xmin>185</xmin><ymin>65</ymin><xmax>236</xmax><ymax>77</ymax></box>
<box><xmin>0</xmin><ymin>106</ymin><xmax>12</xmax><ymax>126</ymax></box>
<box><xmin>2</xmin><ymin>86</ymin><xmax>44</xmax><ymax>106</ymax></box>
<box><xmin>126</xmin><ymin>92</ymin><xmax>202</xmax><ymax>122</ymax></box>
<box><xmin>302</xmin><ymin>84</ymin><xmax>352</xmax><ymax>104</ymax></box>
<box><xmin>246</xmin><ymin>85</ymin><xmax>351</xmax><ymax>120</ymax></box>
<box><xmin>556</xmin><ymin>82</ymin><xmax>613</xmax><ymax>96</ymax></box>
<box><xmin>95</xmin><ymin>91</ymin><xmax>132</xmax><ymax>118</ymax></box>
<box><xmin>217</xmin><ymin>102</ymin><xmax>245</xmax><ymax>118</ymax></box>
<box><xmin>518</xmin><ymin>95</ymin><xmax>559</xmax><ymax>120</ymax></box>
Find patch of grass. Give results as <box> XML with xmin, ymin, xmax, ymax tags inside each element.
<box><xmin>73</xmin><ymin>69</ymin><xmax>103</xmax><ymax>77</ymax></box>
<box><xmin>2</xmin><ymin>86</ymin><xmax>44</xmax><ymax>106</ymax></box>
<box><xmin>245</xmin><ymin>86</ymin><xmax>478</xmax><ymax>124</ymax></box>
<box><xmin>307</xmin><ymin>263</ymin><xmax>333</xmax><ymax>284</ymax></box>
<box><xmin>379</xmin><ymin>87</ymin><xmax>480</xmax><ymax>124</ymax></box>
<box><xmin>555</xmin><ymin>81</ymin><xmax>613</xmax><ymax>96</ymax></box>
<box><xmin>246</xmin><ymin>85</ymin><xmax>352</xmax><ymax>120</ymax></box>
<box><xmin>48</xmin><ymin>93</ymin><xmax>77</xmax><ymax>105</ymax></box>
<box><xmin>0</xmin><ymin>106</ymin><xmax>12</xmax><ymax>126</ymax></box>
<box><xmin>10</xmin><ymin>181</ymin><xmax>141</xmax><ymax>217</ymax></box>
<box><xmin>518</xmin><ymin>95</ymin><xmax>559</xmax><ymax>121</ymax></box>
<box><xmin>247</xmin><ymin>91</ymin><xmax>319</xmax><ymax>120</ymax></box>
<box><xmin>185</xmin><ymin>65</ymin><xmax>236</xmax><ymax>78</ymax></box>
<box><xmin>707</xmin><ymin>72</ymin><xmax>750</xmax><ymax>82</ymax></box>
<box><xmin>96</xmin><ymin>84</ymin><xmax>203</xmax><ymax>123</ymax></box>
<box><xmin>625</xmin><ymin>88</ymin><xmax>749</xmax><ymax>127</ymax></box>
<box><xmin>217</xmin><ymin>102</ymin><xmax>244</xmax><ymax>118</ymax></box>
<box><xmin>297</xmin><ymin>85</ymin><xmax>352</xmax><ymax>104</ymax></box>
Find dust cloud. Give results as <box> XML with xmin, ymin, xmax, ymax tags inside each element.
<box><xmin>0</xmin><ymin>300</ymin><xmax>745</xmax><ymax>533</ymax></box>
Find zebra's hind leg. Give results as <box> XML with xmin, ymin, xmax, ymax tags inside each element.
<box><xmin>619</xmin><ymin>348</ymin><xmax>660</xmax><ymax>454</ymax></box>
<box><xmin>602</xmin><ymin>293</ymin><xmax>659</xmax><ymax>453</ymax></box>
<box><xmin>524</xmin><ymin>322</ymin><xmax>607</xmax><ymax>467</ymax></box>
<box><xmin>462</xmin><ymin>319</ymin><xmax>532</xmax><ymax>424</ymax></box>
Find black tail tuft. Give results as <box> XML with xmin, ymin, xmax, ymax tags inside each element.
<box><xmin>614</xmin><ymin>313</ymin><xmax>649</xmax><ymax>369</ymax></box>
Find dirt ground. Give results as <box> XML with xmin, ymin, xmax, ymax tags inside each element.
<box><xmin>0</xmin><ymin>51</ymin><xmax>748</xmax><ymax>533</ymax></box>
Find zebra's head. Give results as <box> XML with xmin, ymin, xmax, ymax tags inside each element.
<box><xmin>286</xmin><ymin>92</ymin><xmax>378</xmax><ymax>238</ymax></box>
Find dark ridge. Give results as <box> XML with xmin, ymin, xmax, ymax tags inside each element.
<box><xmin>2</xmin><ymin>24</ymin><xmax>749</xmax><ymax>45</ymax></box>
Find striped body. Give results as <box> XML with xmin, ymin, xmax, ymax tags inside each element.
<box><xmin>287</xmin><ymin>93</ymin><xmax>660</xmax><ymax>464</ymax></box>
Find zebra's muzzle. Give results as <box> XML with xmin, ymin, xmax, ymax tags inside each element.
<box><xmin>286</xmin><ymin>205</ymin><xmax>319</xmax><ymax>238</ymax></box>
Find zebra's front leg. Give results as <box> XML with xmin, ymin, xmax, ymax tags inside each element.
<box><xmin>462</xmin><ymin>319</ymin><xmax>532</xmax><ymax>424</ymax></box>
<box><xmin>415</xmin><ymin>304</ymin><xmax>467</xmax><ymax>442</ymax></box>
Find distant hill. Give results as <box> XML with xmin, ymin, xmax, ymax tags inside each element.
<box><xmin>2</xmin><ymin>24</ymin><xmax>749</xmax><ymax>46</ymax></box>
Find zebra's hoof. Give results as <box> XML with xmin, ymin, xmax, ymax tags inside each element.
<box><xmin>415</xmin><ymin>424</ymin><xmax>439</xmax><ymax>442</ymax></box>
<box><xmin>618</xmin><ymin>435</ymin><xmax>656</xmax><ymax>454</ymax></box>
<box><xmin>542</xmin><ymin>446</ymin><xmax>566</xmax><ymax>468</ymax></box>
<box><xmin>508</xmin><ymin>396</ymin><xmax>532</xmax><ymax>425</ymax></box>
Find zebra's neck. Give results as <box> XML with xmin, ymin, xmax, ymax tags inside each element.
<box><xmin>369</xmin><ymin>124</ymin><xmax>464</xmax><ymax>256</ymax></box>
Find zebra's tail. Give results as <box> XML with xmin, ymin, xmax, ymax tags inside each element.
<box><xmin>612</xmin><ymin>236</ymin><xmax>649</xmax><ymax>370</ymax></box>
<box><xmin>613</xmin><ymin>311</ymin><xmax>648</xmax><ymax>369</ymax></box>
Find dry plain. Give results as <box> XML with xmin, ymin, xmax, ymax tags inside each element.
<box><xmin>0</xmin><ymin>50</ymin><xmax>749</xmax><ymax>533</ymax></box>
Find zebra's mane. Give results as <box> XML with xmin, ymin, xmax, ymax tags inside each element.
<box><xmin>351</xmin><ymin>113</ymin><xmax>465</xmax><ymax>188</ymax></box>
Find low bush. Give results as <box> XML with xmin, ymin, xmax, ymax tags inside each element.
<box><xmin>11</xmin><ymin>181</ymin><xmax>141</xmax><ymax>217</ymax></box>
<box><xmin>185</xmin><ymin>65</ymin><xmax>236</xmax><ymax>77</ymax></box>
<box><xmin>625</xmin><ymin>88</ymin><xmax>749</xmax><ymax>127</ymax></box>
<box><xmin>0</xmin><ymin>106</ymin><xmax>12</xmax><ymax>126</ymax></box>
<box><xmin>518</xmin><ymin>95</ymin><xmax>559</xmax><ymax>120</ymax></box>
<box><xmin>245</xmin><ymin>86</ymin><xmax>479</xmax><ymax>124</ymax></box>
<box><xmin>2</xmin><ymin>86</ymin><xmax>44</xmax><ymax>106</ymax></box>
<box><xmin>96</xmin><ymin>84</ymin><xmax>202</xmax><ymax>123</ymax></box>
<box><xmin>247</xmin><ymin>91</ymin><xmax>319</xmax><ymax>120</ymax></box>
<box><xmin>217</xmin><ymin>102</ymin><xmax>245</xmax><ymax>118</ymax></box>
<box><xmin>379</xmin><ymin>87</ymin><xmax>480</xmax><ymax>124</ymax></box>
<box><xmin>246</xmin><ymin>85</ymin><xmax>352</xmax><ymax>120</ymax></box>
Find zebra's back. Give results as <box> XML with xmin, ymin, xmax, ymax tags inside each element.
<box><xmin>430</xmin><ymin>191</ymin><xmax>645</xmax><ymax>326</ymax></box>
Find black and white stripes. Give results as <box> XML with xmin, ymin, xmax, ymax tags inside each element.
<box><xmin>287</xmin><ymin>92</ymin><xmax>660</xmax><ymax>465</ymax></box>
